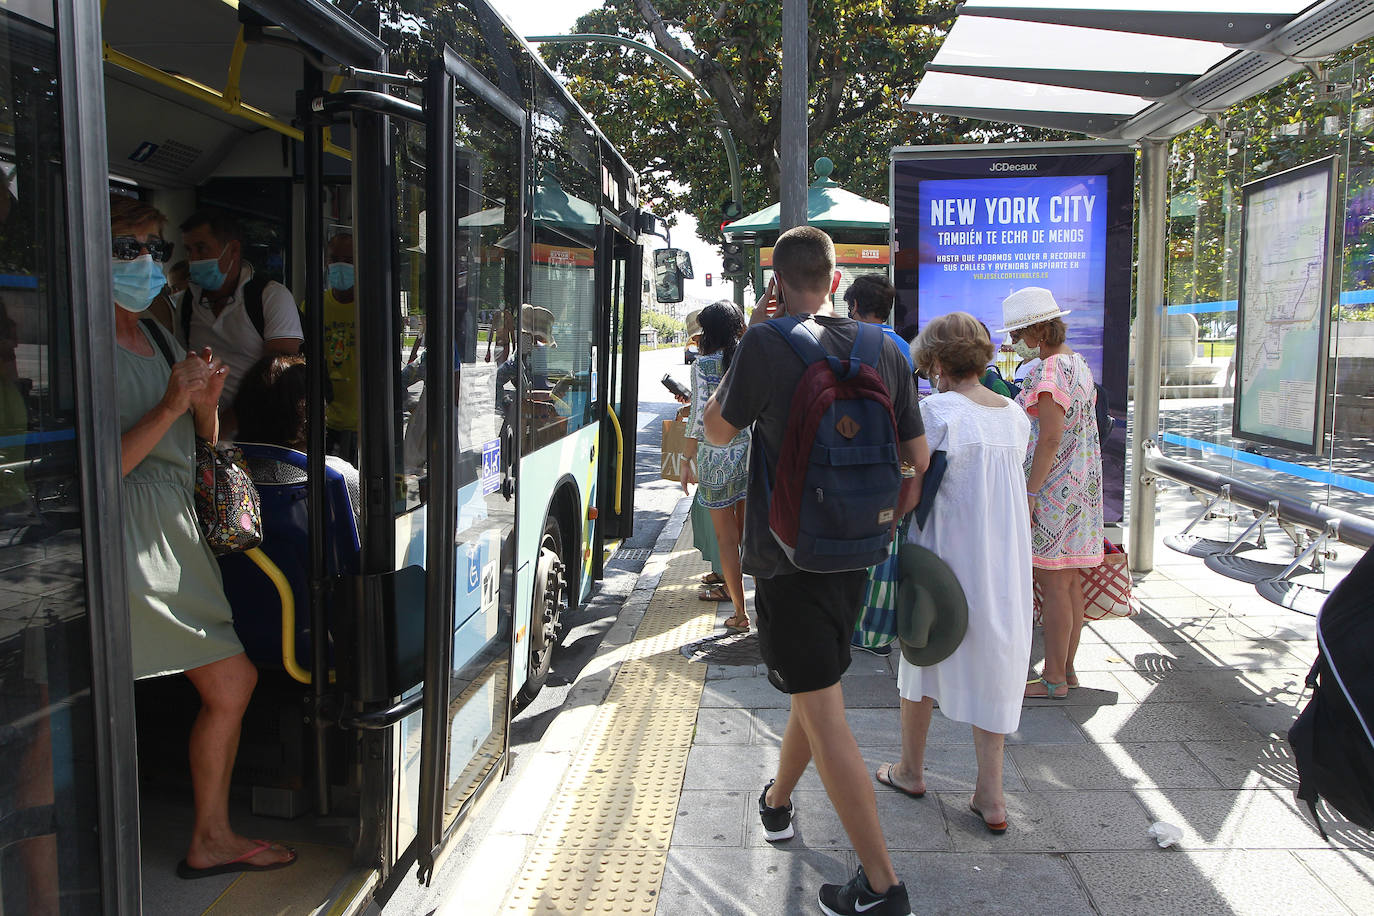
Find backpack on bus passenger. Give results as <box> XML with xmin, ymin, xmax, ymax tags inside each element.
<box><xmin>181</xmin><ymin>275</ymin><xmax>269</xmax><ymax>343</ymax></box>
<box><xmin>1288</xmin><ymin>547</ymin><xmax>1374</xmax><ymax>839</ymax></box>
<box><xmin>761</xmin><ymin>317</ymin><xmax>903</xmax><ymax>573</ymax></box>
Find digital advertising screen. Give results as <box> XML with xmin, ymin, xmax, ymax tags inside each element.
<box><xmin>891</xmin><ymin>143</ymin><xmax>1135</xmax><ymax>524</ymax></box>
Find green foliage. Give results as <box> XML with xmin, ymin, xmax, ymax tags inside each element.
<box><xmin>642</xmin><ymin>309</ymin><xmax>684</xmax><ymax>340</ymax></box>
<box><xmin>545</xmin><ymin>2</ymin><xmax>1063</xmax><ymax>245</ymax></box>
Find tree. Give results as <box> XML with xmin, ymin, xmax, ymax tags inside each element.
<box><xmin>544</xmin><ymin>1</ymin><xmax>1003</xmax><ymax>241</ymax></box>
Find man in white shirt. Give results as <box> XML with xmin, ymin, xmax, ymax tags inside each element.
<box><xmin>180</xmin><ymin>208</ymin><xmax>302</xmax><ymax>433</ymax></box>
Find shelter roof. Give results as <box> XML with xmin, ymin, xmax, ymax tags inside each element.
<box><xmin>905</xmin><ymin>2</ymin><xmax>1374</xmax><ymax>140</ymax></box>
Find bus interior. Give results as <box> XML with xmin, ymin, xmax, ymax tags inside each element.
<box><xmin>0</xmin><ymin>0</ymin><xmax>649</xmax><ymax>912</ymax></box>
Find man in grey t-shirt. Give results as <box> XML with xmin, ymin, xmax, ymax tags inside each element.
<box><xmin>705</xmin><ymin>227</ymin><xmax>927</xmax><ymax>916</ymax></box>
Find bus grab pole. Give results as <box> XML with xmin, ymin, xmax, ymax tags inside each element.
<box><xmin>303</xmin><ymin>62</ymin><xmax>331</xmax><ymax>816</ymax></box>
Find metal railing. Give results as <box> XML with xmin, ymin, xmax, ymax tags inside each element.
<box><xmin>1143</xmin><ymin>440</ymin><xmax>1374</xmax><ymax>550</ymax></box>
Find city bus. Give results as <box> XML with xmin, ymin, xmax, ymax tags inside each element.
<box><xmin>0</xmin><ymin>0</ymin><xmax>684</xmax><ymax>912</ymax></box>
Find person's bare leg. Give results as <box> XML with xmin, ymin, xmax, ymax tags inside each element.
<box><xmin>970</xmin><ymin>726</ymin><xmax>1007</xmax><ymax>826</ymax></box>
<box><xmin>1065</xmin><ymin>568</ymin><xmax>1087</xmax><ymax>684</ymax></box>
<box><xmin>765</xmin><ymin>702</ymin><xmax>813</xmax><ymax>808</ymax></box>
<box><xmin>183</xmin><ymin>653</ymin><xmax>290</xmax><ymax>868</ymax></box>
<box><xmin>884</xmin><ymin>696</ymin><xmax>931</xmax><ymax>794</ymax></box>
<box><xmin>792</xmin><ymin>683</ymin><xmax>898</xmax><ymax>893</ymax></box>
<box><xmin>710</xmin><ymin>503</ymin><xmax>746</xmax><ymax>626</ymax></box>
<box><xmin>1028</xmin><ymin>569</ymin><xmax>1072</xmax><ymax>695</ymax></box>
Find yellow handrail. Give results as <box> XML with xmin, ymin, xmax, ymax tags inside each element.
<box><xmin>606</xmin><ymin>405</ymin><xmax>624</xmax><ymax>514</ymax></box>
<box><xmin>241</xmin><ymin>546</ymin><xmax>335</xmax><ymax>685</ymax></box>
<box><xmin>101</xmin><ymin>44</ymin><xmax>352</xmax><ymax>161</ymax></box>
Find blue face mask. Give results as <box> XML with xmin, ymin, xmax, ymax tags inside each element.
<box><xmin>189</xmin><ymin>251</ymin><xmax>228</xmax><ymax>291</ymax></box>
<box><xmin>112</xmin><ymin>255</ymin><xmax>165</xmax><ymax>313</ymax></box>
<box><xmin>327</xmin><ymin>262</ymin><xmax>355</xmax><ymax>292</ymax></box>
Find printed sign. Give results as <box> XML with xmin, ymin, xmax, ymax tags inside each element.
<box><xmin>480</xmin><ymin>437</ymin><xmax>501</xmax><ymax>495</ymax></box>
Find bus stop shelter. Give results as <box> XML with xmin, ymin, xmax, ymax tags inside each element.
<box><xmin>903</xmin><ymin>1</ymin><xmax>1374</xmax><ymax>575</ymax></box>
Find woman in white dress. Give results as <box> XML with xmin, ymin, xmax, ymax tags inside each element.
<box><xmin>875</xmin><ymin>312</ymin><xmax>1033</xmax><ymax>834</ymax></box>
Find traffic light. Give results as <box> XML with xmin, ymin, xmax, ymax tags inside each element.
<box><xmin>721</xmin><ymin>240</ymin><xmax>745</xmax><ymax>276</ymax></box>
<box><xmin>705</xmin><ymin>273</ymin><xmax>713</xmax><ymax>287</ymax></box>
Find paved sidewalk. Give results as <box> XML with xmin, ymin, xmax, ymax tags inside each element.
<box><xmin>655</xmin><ymin>501</ymin><xmax>1373</xmax><ymax>915</ymax></box>
<box><xmin>482</xmin><ymin>488</ymin><xmax>1373</xmax><ymax>915</ymax></box>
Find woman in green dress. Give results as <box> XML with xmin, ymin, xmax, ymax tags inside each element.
<box><xmin>111</xmin><ymin>195</ymin><xmax>295</xmax><ymax>878</ymax></box>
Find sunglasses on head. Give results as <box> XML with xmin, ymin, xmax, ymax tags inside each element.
<box><xmin>112</xmin><ymin>236</ymin><xmax>174</xmax><ymax>263</ymax></box>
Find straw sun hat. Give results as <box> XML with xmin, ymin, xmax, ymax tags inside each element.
<box><xmin>995</xmin><ymin>286</ymin><xmax>1072</xmax><ymax>335</ymax></box>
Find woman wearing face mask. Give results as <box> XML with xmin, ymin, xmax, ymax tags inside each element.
<box><xmin>996</xmin><ymin>288</ymin><xmax>1104</xmax><ymax>700</ymax></box>
<box><xmin>111</xmin><ymin>194</ymin><xmax>296</xmax><ymax>879</ymax></box>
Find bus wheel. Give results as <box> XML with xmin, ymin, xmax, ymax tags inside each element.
<box><xmin>517</xmin><ymin>516</ymin><xmax>566</xmax><ymax>708</ymax></box>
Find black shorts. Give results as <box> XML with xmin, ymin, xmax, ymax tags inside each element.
<box><xmin>754</xmin><ymin>568</ymin><xmax>868</xmax><ymax>694</ymax></box>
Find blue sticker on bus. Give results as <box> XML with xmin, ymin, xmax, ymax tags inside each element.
<box><xmin>480</xmin><ymin>438</ymin><xmax>501</xmax><ymax>495</ymax></box>
<box><xmin>467</xmin><ymin>543</ymin><xmax>481</xmax><ymax>593</ymax></box>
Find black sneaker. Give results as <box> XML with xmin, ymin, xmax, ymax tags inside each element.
<box><xmin>758</xmin><ymin>779</ymin><xmax>794</xmax><ymax>842</ymax></box>
<box><xmin>818</xmin><ymin>867</ymin><xmax>911</xmax><ymax>916</ymax></box>
<box><xmin>851</xmin><ymin>639</ymin><xmax>892</xmax><ymax>658</ymax></box>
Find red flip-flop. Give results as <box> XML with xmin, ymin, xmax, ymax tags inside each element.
<box><xmin>969</xmin><ymin>802</ymin><xmax>1008</xmax><ymax>835</ymax></box>
<box><xmin>176</xmin><ymin>841</ymin><xmax>297</xmax><ymax>879</ymax></box>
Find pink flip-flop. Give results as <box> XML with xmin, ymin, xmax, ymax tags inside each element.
<box><xmin>176</xmin><ymin>840</ymin><xmax>297</xmax><ymax>879</ymax></box>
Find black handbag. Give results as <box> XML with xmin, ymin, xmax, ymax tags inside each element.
<box><xmin>913</xmin><ymin>449</ymin><xmax>948</xmax><ymax>531</ymax></box>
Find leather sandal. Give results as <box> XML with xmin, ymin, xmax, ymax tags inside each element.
<box><xmin>723</xmin><ymin>613</ymin><xmax>750</xmax><ymax>631</ymax></box>
<box><xmin>699</xmin><ymin>585</ymin><xmax>730</xmax><ymax>602</ymax></box>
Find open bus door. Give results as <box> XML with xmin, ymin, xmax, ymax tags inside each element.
<box><xmin>592</xmin><ymin>215</ymin><xmax>641</xmax><ymax>558</ymax></box>
<box><xmin>414</xmin><ymin>46</ymin><xmax>526</xmax><ymax>882</ymax></box>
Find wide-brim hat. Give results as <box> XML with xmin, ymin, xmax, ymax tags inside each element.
<box><xmin>896</xmin><ymin>543</ymin><xmax>969</xmax><ymax>667</ymax></box>
<box><xmin>521</xmin><ymin>303</ymin><xmax>557</xmax><ymax>345</ymax></box>
<box><xmin>684</xmin><ymin>308</ymin><xmax>702</xmax><ymax>340</ymax></box>
<box><xmin>995</xmin><ymin>286</ymin><xmax>1071</xmax><ymax>335</ymax></box>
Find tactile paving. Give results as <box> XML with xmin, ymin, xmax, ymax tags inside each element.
<box><xmin>503</xmin><ymin>527</ymin><xmax>714</xmax><ymax>913</ymax></box>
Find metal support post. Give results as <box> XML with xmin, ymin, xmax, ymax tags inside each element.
<box><xmin>779</xmin><ymin>0</ymin><xmax>807</xmax><ymax>231</ymax></box>
<box><xmin>1129</xmin><ymin>139</ymin><xmax>1168</xmax><ymax>573</ymax></box>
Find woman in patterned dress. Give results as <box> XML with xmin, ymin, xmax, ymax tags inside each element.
<box><xmin>682</xmin><ymin>301</ymin><xmax>752</xmax><ymax>630</ymax></box>
<box><xmin>997</xmin><ymin>288</ymin><xmax>1104</xmax><ymax>700</ymax></box>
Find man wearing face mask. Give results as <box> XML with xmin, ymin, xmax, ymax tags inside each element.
<box><xmin>180</xmin><ymin>208</ymin><xmax>301</xmax><ymax>431</ymax></box>
<box><xmin>322</xmin><ymin>231</ymin><xmax>359</xmax><ymax>459</ymax></box>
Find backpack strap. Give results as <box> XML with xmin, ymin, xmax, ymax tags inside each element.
<box><xmin>140</xmin><ymin>316</ymin><xmax>177</xmax><ymax>370</ymax></box>
<box><xmin>180</xmin><ymin>289</ymin><xmax>193</xmax><ymax>342</ymax></box>
<box><xmin>766</xmin><ymin>315</ymin><xmax>851</xmax><ymax>378</ymax></box>
<box><xmin>182</xmin><ymin>277</ymin><xmax>268</xmax><ymax>341</ymax></box>
<box><xmin>244</xmin><ymin>276</ymin><xmax>267</xmax><ymax>339</ymax></box>
<box><xmin>847</xmin><ymin>322</ymin><xmax>884</xmax><ymax>380</ymax></box>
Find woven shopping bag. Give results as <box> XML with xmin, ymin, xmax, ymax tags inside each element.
<box><xmin>853</xmin><ymin>522</ymin><xmax>903</xmax><ymax>648</ymax></box>
<box><xmin>1033</xmin><ymin>540</ymin><xmax>1139</xmax><ymax>623</ymax></box>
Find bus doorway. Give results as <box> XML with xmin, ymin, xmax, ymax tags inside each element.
<box><xmin>100</xmin><ymin>2</ymin><xmax>393</xmax><ymax>913</ymax></box>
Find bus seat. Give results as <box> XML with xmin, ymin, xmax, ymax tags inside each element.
<box><xmin>219</xmin><ymin>443</ymin><xmax>360</xmax><ymax>674</ymax></box>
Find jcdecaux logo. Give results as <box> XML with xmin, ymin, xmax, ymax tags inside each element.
<box><xmin>990</xmin><ymin>161</ymin><xmax>1038</xmax><ymax>172</ymax></box>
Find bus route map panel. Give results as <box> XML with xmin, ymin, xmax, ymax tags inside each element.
<box><xmin>1233</xmin><ymin>156</ymin><xmax>1337</xmax><ymax>454</ymax></box>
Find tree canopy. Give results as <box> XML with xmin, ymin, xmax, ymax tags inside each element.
<box><xmin>543</xmin><ymin>1</ymin><xmax>1053</xmax><ymax>242</ymax></box>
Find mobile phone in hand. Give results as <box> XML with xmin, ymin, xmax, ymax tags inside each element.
<box><xmin>661</xmin><ymin>374</ymin><xmax>691</xmax><ymax>400</ymax></box>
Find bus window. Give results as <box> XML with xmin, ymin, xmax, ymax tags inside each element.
<box><xmin>526</xmin><ymin>69</ymin><xmax>600</xmax><ymax>450</ymax></box>
<box><xmin>396</xmin><ymin>119</ymin><xmax>429</xmax><ymax>511</ymax></box>
<box><xmin>0</xmin><ymin>5</ymin><xmax>104</xmax><ymax>912</ymax></box>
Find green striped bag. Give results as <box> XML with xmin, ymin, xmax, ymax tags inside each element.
<box><xmin>853</xmin><ymin>522</ymin><xmax>904</xmax><ymax>649</ymax></box>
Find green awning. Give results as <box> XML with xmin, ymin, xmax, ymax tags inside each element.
<box><xmin>724</xmin><ymin>159</ymin><xmax>889</xmax><ymax>235</ymax></box>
